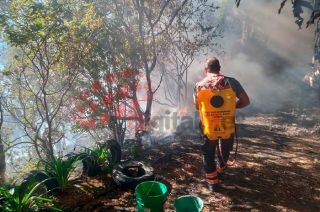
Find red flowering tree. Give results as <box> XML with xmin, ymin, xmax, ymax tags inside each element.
<box><xmin>70</xmin><ymin>68</ymin><xmax>151</xmax><ymax>145</ymax></box>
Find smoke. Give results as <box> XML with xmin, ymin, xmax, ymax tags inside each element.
<box><xmin>187</xmin><ymin>0</ymin><xmax>318</xmax><ymax>113</ymax></box>
<box><xmin>149</xmin><ymin>0</ymin><xmax>318</xmax><ymax>135</ymax></box>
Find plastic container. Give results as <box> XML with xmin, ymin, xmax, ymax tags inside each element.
<box><xmin>135</xmin><ymin>181</ymin><xmax>168</xmax><ymax>212</ymax></box>
<box><xmin>174</xmin><ymin>195</ymin><xmax>204</xmax><ymax>212</ymax></box>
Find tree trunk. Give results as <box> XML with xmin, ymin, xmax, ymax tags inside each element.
<box><xmin>144</xmin><ymin>72</ymin><xmax>153</xmax><ymax>126</ymax></box>
<box><xmin>0</xmin><ymin>141</ymin><xmax>5</xmax><ymax>184</ymax></box>
<box><xmin>0</xmin><ymin>100</ymin><xmax>6</xmax><ymax>184</ymax></box>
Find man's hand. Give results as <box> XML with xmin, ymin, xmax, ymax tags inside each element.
<box><xmin>236</xmin><ymin>91</ymin><xmax>250</xmax><ymax>108</ymax></box>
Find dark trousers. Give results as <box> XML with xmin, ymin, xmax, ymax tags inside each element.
<box><xmin>201</xmin><ymin>136</ymin><xmax>234</xmax><ymax>174</ymax></box>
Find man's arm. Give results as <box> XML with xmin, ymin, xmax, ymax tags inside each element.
<box><xmin>228</xmin><ymin>77</ymin><xmax>250</xmax><ymax>109</ymax></box>
<box><xmin>236</xmin><ymin>91</ymin><xmax>250</xmax><ymax>108</ymax></box>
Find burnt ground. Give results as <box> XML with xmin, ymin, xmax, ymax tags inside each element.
<box><xmin>62</xmin><ymin>108</ymin><xmax>320</xmax><ymax>212</ymax></box>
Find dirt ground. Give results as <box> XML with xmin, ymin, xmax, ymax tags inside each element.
<box><xmin>65</xmin><ymin>108</ymin><xmax>319</xmax><ymax>212</ymax></box>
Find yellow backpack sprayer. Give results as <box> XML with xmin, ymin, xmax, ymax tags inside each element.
<box><xmin>197</xmin><ymin>87</ymin><xmax>236</xmax><ymax>140</ymax></box>
<box><xmin>197</xmin><ymin>78</ymin><xmax>239</xmax><ymax>166</ymax></box>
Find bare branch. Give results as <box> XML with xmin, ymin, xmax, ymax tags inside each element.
<box><xmin>150</xmin><ymin>0</ymin><xmax>171</xmax><ymax>28</ymax></box>
<box><xmin>155</xmin><ymin>0</ymin><xmax>188</xmax><ymax>36</ymax></box>
<box><xmin>278</xmin><ymin>0</ymin><xmax>288</xmax><ymax>14</ymax></box>
<box><xmin>236</xmin><ymin>0</ymin><xmax>241</xmax><ymax>8</ymax></box>
<box><xmin>4</xmin><ymin>141</ymin><xmax>34</xmax><ymax>152</ymax></box>
<box><xmin>153</xmin><ymin>98</ymin><xmax>176</xmax><ymax>107</ymax></box>
<box><xmin>152</xmin><ymin>69</ymin><xmax>165</xmax><ymax>94</ymax></box>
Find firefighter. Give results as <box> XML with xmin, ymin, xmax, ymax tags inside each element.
<box><xmin>193</xmin><ymin>57</ymin><xmax>250</xmax><ymax>191</ymax></box>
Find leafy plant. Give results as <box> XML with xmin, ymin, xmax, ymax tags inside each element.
<box><xmin>0</xmin><ymin>181</ymin><xmax>61</xmax><ymax>212</ymax></box>
<box><xmin>38</xmin><ymin>156</ymin><xmax>80</xmax><ymax>192</ymax></box>
<box><xmin>129</xmin><ymin>142</ymin><xmax>139</xmax><ymax>159</ymax></box>
<box><xmin>80</xmin><ymin>144</ymin><xmax>113</xmax><ymax>177</ymax></box>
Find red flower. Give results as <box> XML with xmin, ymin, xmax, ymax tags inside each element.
<box><xmin>79</xmin><ymin>90</ymin><xmax>90</xmax><ymax>101</ymax></box>
<box><xmin>79</xmin><ymin>119</ymin><xmax>96</xmax><ymax>129</ymax></box>
<box><xmin>103</xmin><ymin>92</ymin><xmax>114</xmax><ymax>107</ymax></box>
<box><xmin>89</xmin><ymin>101</ymin><xmax>99</xmax><ymax>112</ymax></box>
<box><xmin>115</xmin><ymin>104</ymin><xmax>126</xmax><ymax>118</ymax></box>
<box><xmin>123</xmin><ymin>68</ymin><xmax>139</xmax><ymax>78</ymax></box>
<box><xmin>78</xmin><ymin>119</ymin><xmax>85</xmax><ymax>127</ymax></box>
<box><xmin>118</xmin><ymin>86</ymin><xmax>130</xmax><ymax>99</ymax></box>
<box><xmin>134</xmin><ymin>82</ymin><xmax>141</xmax><ymax>92</ymax></box>
<box><xmin>100</xmin><ymin>112</ymin><xmax>109</xmax><ymax>125</ymax></box>
<box><xmin>91</xmin><ymin>81</ymin><xmax>103</xmax><ymax>93</ymax></box>
<box><xmin>86</xmin><ymin>119</ymin><xmax>96</xmax><ymax>129</ymax></box>
<box><xmin>77</xmin><ymin>106</ymin><xmax>85</xmax><ymax>114</ymax></box>
<box><xmin>106</xmin><ymin>73</ymin><xmax>116</xmax><ymax>84</ymax></box>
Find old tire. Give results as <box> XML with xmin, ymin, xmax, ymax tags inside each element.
<box><xmin>112</xmin><ymin>161</ymin><xmax>154</xmax><ymax>188</ymax></box>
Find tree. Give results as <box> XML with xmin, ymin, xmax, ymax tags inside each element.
<box><xmin>0</xmin><ymin>69</ymin><xmax>15</xmax><ymax>183</ymax></box>
<box><xmin>159</xmin><ymin>0</ymin><xmax>222</xmax><ymax>107</ymax></box>
<box><xmin>0</xmin><ymin>0</ymin><xmax>102</xmax><ymax>161</ymax></box>
<box><xmin>0</xmin><ymin>94</ymin><xmax>5</xmax><ymax>183</ymax></box>
<box><xmin>0</xmin><ymin>49</ymin><xmax>12</xmax><ymax>183</ymax></box>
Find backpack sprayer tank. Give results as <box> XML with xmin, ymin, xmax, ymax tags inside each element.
<box><xmin>197</xmin><ymin>87</ymin><xmax>236</xmax><ymax>140</ymax></box>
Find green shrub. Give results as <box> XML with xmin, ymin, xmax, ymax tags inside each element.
<box><xmin>80</xmin><ymin>145</ymin><xmax>113</xmax><ymax>176</ymax></box>
<box><xmin>129</xmin><ymin>143</ymin><xmax>139</xmax><ymax>159</ymax></box>
<box><xmin>38</xmin><ymin>156</ymin><xmax>80</xmax><ymax>192</ymax></box>
<box><xmin>0</xmin><ymin>181</ymin><xmax>61</xmax><ymax>212</ymax></box>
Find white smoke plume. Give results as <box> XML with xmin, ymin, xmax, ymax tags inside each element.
<box><xmin>188</xmin><ymin>0</ymin><xmax>317</xmax><ymax>113</ymax></box>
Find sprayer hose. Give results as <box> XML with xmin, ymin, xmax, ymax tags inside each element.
<box><xmin>218</xmin><ymin>125</ymin><xmax>239</xmax><ymax>167</ymax></box>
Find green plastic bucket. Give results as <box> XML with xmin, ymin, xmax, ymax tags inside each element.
<box><xmin>174</xmin><ymin>195</ymin><xmax>204</xmax><ymax>212</ymax></box>
<box><xmin>135</xmin><ymin>181</ymin><xmax>168</xmax><ymax>212</ymax></box>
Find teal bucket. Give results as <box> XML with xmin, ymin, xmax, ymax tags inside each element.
<box><xmin>174</xmin><ymin>195</ymin><xmax>204</xmax><ymax>212</ymax></box>
<box><xmin>135</xmin><ymin>181</ymin><xmax>168</xmax><ymax>212</ymax></box>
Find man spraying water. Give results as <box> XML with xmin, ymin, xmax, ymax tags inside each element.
<box><xmin>193</xmin><ymin>57</ymin><xmax>250</xmax><ymax>191</ymax></box>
